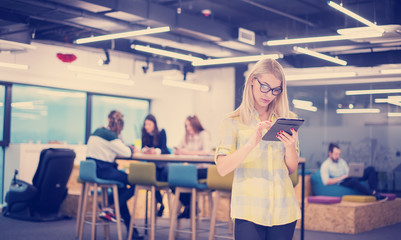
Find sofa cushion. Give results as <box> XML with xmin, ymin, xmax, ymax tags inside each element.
<box><xmin>307</xmin><ymin>196</ymin><xmax>341</xmax><ymax>204</ymax></box>
<box><xmin>311</xmin><ymin>170</ymin><xmax>367</xmax><ymax>197</ymax></box>
<box><xmin>342</xmin><ymin>195</ymin><xmax>376</xmax><ymax>202</ymax></box>
<box><xmin>380</xmin><ymin>193</ymin><xmax>396</xmax><ymax>201</ymax></box>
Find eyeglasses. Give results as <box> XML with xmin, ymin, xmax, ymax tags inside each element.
<box><xmin>255</xmin><ymin>77</ymin><xmax>282</xmax><ymax>96</ymax></box>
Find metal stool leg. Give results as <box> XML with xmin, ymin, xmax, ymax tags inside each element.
<box><xmin>101</xmin><ymin>187</ymin><xmax>110</xmax><ymax>240</ymax></box>
<box><xmin>75</xmin><ymin>182</ymin><xmax>85</xmax><ymax>239</ymax></box>
<box><xmin>91</xmin><ymin>183</ymin><xmax>98</xmax><ymax>240</ymax></box>
<box><xmin>128</xmin><ymin>186</ymin><xmax>140</xmax><ymax>240</ymax></box>
<box><xmin>79</xmin><ymin>182</ymin><xmax>90</xmax><ymax>240</ymax></box>
<box><xmin>112</xmin><ymin>185</ymin><xmax>123</xmax><ymax>240</ymax></box>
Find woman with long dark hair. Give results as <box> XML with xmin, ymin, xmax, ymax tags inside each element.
<box><xmin>141</xmin><ymin>114</ymin><xmax>170</xmax><ymax>216</ymax></box>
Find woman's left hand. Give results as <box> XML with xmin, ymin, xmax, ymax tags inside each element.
<box><xmin>276</xmin><ymin>128</ymin><xmax>298</xmax><ymax>149</ymax></box>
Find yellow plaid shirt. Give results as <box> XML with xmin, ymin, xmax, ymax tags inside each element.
<box><xmin>215</xmin><ymin>111</ymin><xmax>301</xmax><ymax>226</ymax></box>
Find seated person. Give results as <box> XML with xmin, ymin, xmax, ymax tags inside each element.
<box><xmin>141</xmin><ymin>114</ymin><xmax>170</xmax><ymax>217</ymax></box>
<box><xmin>86</xmin><ymin>110</ymin><xmax>143</xmax><ymax>239</ymax></box>
<box><xmin>320</xmin><ymin>143</ymin><xmax>385</xmax><ymax>201</ymax></box>
<box><xmin>174</xmin><ymin>115</ymin><xmax>212</xmax><ymax>218</ymax></box>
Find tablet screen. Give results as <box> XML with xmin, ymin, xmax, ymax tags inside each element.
<box><xmin>262</xmin><ymin>118</ymin><xmax>304</xmax><ymax>141</ymax></box>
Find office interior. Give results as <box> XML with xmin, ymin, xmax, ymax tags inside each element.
<box><xmin>0</xmin><ymin>0</ymin><xmax>401</xmax><ymax>239</ymax></box>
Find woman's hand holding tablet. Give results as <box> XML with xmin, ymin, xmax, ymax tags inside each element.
<box><xmin>262</xmin><ymin>118</ymin><xmax>304</xmax><ymax>141</ymax></box>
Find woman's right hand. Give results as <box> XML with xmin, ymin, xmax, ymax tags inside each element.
<box><xmin>246</xmin><ymin>121</ymin><xmax>273</xmax><ymax>148</ymax></box>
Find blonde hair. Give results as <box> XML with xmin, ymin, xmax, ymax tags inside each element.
<box><xmin>230</xmin><ymin>58</ymin><xmax>290</xmax><ymax>124</ymax></box>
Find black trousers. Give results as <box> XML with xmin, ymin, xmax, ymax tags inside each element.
<box><xmin>340</xmin><ymin>166</ymin><xmax>378</xmax><ymax>195</ymax></box>
<box><xmin>155</xmin><ymin>165</ymin><xmax>168</xmax><ymax>204</ymax></box>
<box><xmin>94</xmin><ymin>160</ymin><xmax>135</xmax><ymax>230</ymax></box>
<box><xmin>235</xmin><ymin>219</ymin><xmax>297</xmax><ymax>240</ymax></box>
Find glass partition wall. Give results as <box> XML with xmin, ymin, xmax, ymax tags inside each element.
<box><xmin>288</xmin><ymin>81</ymin><xmax>401</xmax><ymax>192</ymax></box>
<box><xmin>0</xmin><ymin>84</ymin><xmax>149</xmax><ymax>204</ymax></box>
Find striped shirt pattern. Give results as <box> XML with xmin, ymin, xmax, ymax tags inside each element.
<box><xmin>215</xmin><ymin>112</ymin><xmax>301</xmax><ymax>226</ymax></box>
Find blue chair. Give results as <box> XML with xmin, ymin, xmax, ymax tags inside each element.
<box><xmin>77</xmin><ymin>160</ymin><xmax>124</xmax><ymax>240</ymax></box>
<box><xmin>168</xmin><ymin>163</ymin><xmax>212</xmax><ymax>240</ymax></box>
<box><xmin>311</xmin><ymin>170</ymin><xmax>367</xmax><ymax>197</ymax></box>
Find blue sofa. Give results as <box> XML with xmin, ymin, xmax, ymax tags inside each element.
<box><xmin>311</xmin><ymin>170</ymin><xmax>366</xmax><ymax>197</ymax></box>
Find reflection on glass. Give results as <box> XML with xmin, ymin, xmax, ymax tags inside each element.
<box><xmin>91</xmin><ymin>95</ymin><xmax>149</xmax><ymax>145</ymax></box>
<box><xmin>0</xmin><ymin>85</ymin><xmax>4</xmax><ymax>140</ymax></box>
<box><xmin>11</xmin><ymin>84</ymin><xmax>86</xmax><ymax>144</ymax></box>
<box><xmin>288</xmin><ymin>81</ymin><xmax>401</xmax><ymax>193</ymax></box>
<box><xmin>0</xmin><ymin>147</ymin><xmax>3</xmax><ymax>204</ymax></box>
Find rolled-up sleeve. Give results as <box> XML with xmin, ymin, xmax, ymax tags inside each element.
<box><xmin>320</xmin><ymin>162</ymin><xmax>330</xmax><ymax>185</ymax></box>
<box><xmin>215</xmin><ymin>118</ymin><xmax>237</xmax><ymax>163</ymax></box>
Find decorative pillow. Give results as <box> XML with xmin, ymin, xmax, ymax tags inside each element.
<box><xmin>307</xmin><ymin>196</ymin><xmax>341</xmax><ymax>204</ymax></box>
<box><xmin>342</xmin><ymin>195</ymin><xmax>376</xmax><ymax>202</ymax></box>
<box><xmin>380</xmin><ymin>193</ymin><xmax>396</xmax><ymax>201</ymax></box>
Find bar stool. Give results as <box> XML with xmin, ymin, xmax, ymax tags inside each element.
<box><xmin>78</xmin><ymin>160</ymin><xmax>124</xmax><ymax>240</ymax></box>
<box><xmin>206</xmin><ymin>165</ymin><xmax>234</xmax><ymax>240</ymax></box>
<box><xmin>168</xmin><ymin>163</ymin><xmax>212</xmax><ymax>240</ymax></box>
<box><xmin>75</xmin><ymin>176</ymin><xmax>85</xmax><ymax>239</ymax></box>
<box><xmin>127</xmin><ymin>162</ymin><xmax>171</xmax><ymax>240</ymax></box>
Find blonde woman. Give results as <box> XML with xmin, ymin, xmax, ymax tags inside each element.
<box><xmin>215</xmin><ymin>59</ymin><xmax>300</xmax><ymax>240</ymax></box>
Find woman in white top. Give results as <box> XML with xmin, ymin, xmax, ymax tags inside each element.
<box><xmin>174</xmin><ymin>115</ymin><xmax>212</xmax><ymax>218</ymax></box>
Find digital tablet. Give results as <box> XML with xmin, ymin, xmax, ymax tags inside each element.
<box><xmin>262</xmin><ymin>118</ymin><xmax>304</xmax><ymax>141</ymax></box>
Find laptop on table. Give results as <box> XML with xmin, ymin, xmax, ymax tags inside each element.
<box><xmin>348</xmin><ymin>162</ymin><xmax>365</xmax><ymax>178</ymax></box>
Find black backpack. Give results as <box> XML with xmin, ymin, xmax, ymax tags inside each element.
<box><xmin>3</xmin><ymin>148</ymin><xmax>76</xmax><ymax>221</ymax></box>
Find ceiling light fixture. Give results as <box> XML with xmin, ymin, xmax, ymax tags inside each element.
<box><xmin>264</xmin><ymin>32</ymin><xmax>382</xmax><ymax>46</ymax></box>
<box><xmin>293</xmin><ymin>46</ymin><xmax>347</xmax><ymax>66</ymax></box>
<box><xmin>286</xmin><ymin>72</ymin><xmax>357</xmax><ymax>81</ymax></box>
<box><xmin>336</xmin><ymin>108</ymin><xmax>380</xmax><ymax>114</ymax></box>
<box><xmin>328</xmin><ymin>1</ymin><xmax>385</xmax><ymax>33</ymax></box>
<box><xmin>0</xmin><ymin>62</ymin><xmax>29</xmax><ymax>70</ymax></box>
<box><xmin>76</xmin><ymin>73</ymin><xmax>134</xmax><ymax>86</ymax></box>
<box><xmin>192</xmin><ymin>54</ymin><xmax>282</xmax><ymax>66</ymax></box>
<box><xmin>162</xmin><ymin>79</ymin><xmax>209</xmax><ymax>92</ymax></box>
<box><xmin>292</xmin><ymin>99</ymin><xmax>317</xmax><ymax>112</ymax></box>
<box><xmin>375</xmin><ymin>96</ymin><xmax>401</xmax><ymax>107</ymax></box>
<box><xmin>67</xmin><ymin>65</ymin><xmax>130</xmax><ymax>79</ymax></box>
<box><xmin>345</xmin><ymin>89</ymin><xmax>401</xmax><ymax>95</ymax></box>
<box><xmin>380</xmin><ymin>69</ymin><xmax>401</xmax><ymax>75</ymax></box>
<box><xmin>132</xmin><ymin>45</ymin><xmax>203</xmax><ymax>62</ymax></box>
<box><xmin>388</xmin><ymin>112</ymin><xmax>401</xmax><ymax>117</ymax></box>
<box><xmin>0</xmin><ymin>39</ymin><xmax>37</xmax><ymax>50</ymax></box>
<box><xmin>75</xmin><ymin>26</ymin><xmax>171</xmax><ymax>44</ymax></box>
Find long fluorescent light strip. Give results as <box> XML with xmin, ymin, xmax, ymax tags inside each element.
<box><xmin>67</xmin><ymin>66</ymin><xmax>129</xmax><ymax>79</ymax></box>
<box><xmin>293</xmin><ymin>46</ymin><xmax>347</xmax><ymax>66</ymax></box>
<box><xmin>192</xmin><ymin>54</ymin><xmax>282</xmax><ymax>66</ymax></box>
<box><xmin>0</xmin><ymin>62</ymin><xmax>29</xmax><ymax>70</ymax></box>
<box><xmin>328</xmin><ymin>1</ymin><xmax>384</xmax><ymax>33</ymax></box>
<box><xmin>346</xmin><ymin>89</ymin><xmax>401</xmax><ymax>95</ymax></box>
<box><xmin>286</xmin><ymin>72</ymin><xmax>356</xmax><ymax>81</ymax></box>
<box><xmin>76</xmin><ymin>26</ymin><xmax>170</xmax><ymax>44</ymax></box>
<box><xmin>380</xmin><ymin>69</ymin><xmax>401</xmax><ymax>75</ymax></box>
<box><xmin>133</xmin><ymin>45</ymin><xmax>203</xmax><ymax>62</ymax></box>
<box><xmin>76</xmin><ymin>73</ymin><xmax>134</xmax><ymax>86</ymax></box>
<box><xmin>294</xmin><ymin>105</ymin><xmax>317</xmax><ymax>112</ymax></box>
<box><xmin>162</xmin><ymin>79</ymin><xmax>209</xmax><ymax>92</ymax></box>
<box><xmin>265</xmin><ymin>32</ymin><xmax>382</xmax><ymax>46</ymax></box>
<box><xmin>388</xmin><ymin>112</ymin><xmax>401</xmax><ymax>117</ymax></box>
<box><xmin>336</xmin><ymin>108</ymin><xmax>380</xmax><ymax>114</ymax></box>
<box><xmin>0</xmin><ymin>39</ymin><xmax>37</xmax><ymax>49</ymax></box>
